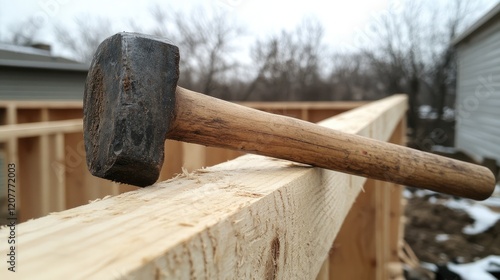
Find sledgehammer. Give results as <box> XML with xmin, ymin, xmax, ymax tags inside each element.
<box><xmin>83</xmin><ymin>32</ymin><xmax>495</xmax><ymax>200</ymax></box>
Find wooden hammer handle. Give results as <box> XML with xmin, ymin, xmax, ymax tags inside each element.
<box><xmin>167</xmin><ymin>87</ymin><xmax>495</xmax><ymax>200</ymax></box>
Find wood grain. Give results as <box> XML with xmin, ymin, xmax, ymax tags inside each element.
<box><xmin>168</xmin><ymin>87</ymin><xmax>494</xmax><ymax>200</ymax></box>
<box><xmin>0</xmin><ymin>100</ymin><xmax>360</xmax><ymax>222</ymax></box>
<box><xmin>0</xmin><ymin>93</ymin><xmax>405</xmax><ymax>279</ymax></box>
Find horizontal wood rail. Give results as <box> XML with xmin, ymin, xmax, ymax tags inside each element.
<box><xmin>0</xmin><ymin>95</ymin><xmax>407</xmax><ymax>279</ymax></box>
<box><xmin>0</xmin><ymin>119</ymin><xmax>82</xmax><ymax>141</ymax></box>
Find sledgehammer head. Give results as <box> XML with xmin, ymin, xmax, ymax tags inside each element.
<box><xmin>83</xmin><ymin>32</ymin><xmax>179</xmax><ymax>186</ymax></box>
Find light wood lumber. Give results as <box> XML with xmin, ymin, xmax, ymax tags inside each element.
<box><xmin>158</xmin><ymin>140</ymin><xmax>184</xmax><ymax>181</ymax></box>
<box><xmin>0</xmin><ymin>119</ymin><xmax>82</xmax><ymax>141</ymax></box>
<box><xmin>0</xmin><ymin>94</ymin><xmax>407</xmax><ymax>279</ymax></box>
<box><xmin>238</xmin><ymin>101</ymin><xmax>369</xmax><ymax>110</ymax></box>
<box><xmin>388</xmin><ymin>120</ymin><xmax>406</xmax><ymax>273</ymax></box>
<box><xmin>301</xmin><ymin>108</ymin><xmax>309</xmax><ymax>121</ymax></box>
<box><xmin>53</xmin><ymin>133</ymin><xmax>66</xmax><ymax>211</ymax></box>
<box><xmin>375</xmin><ymin>179</ymin><xmax>391</xmax><ymax>280</ymax></box>
<box><xmin>39</xmin><ymin>130</ymin><xmax>50</xmax><ymax>215</ymax></box>
<box><xmin>0</xmin><ymin>100</ymin><xmax>84</xmax><ymax>109</ymax></box>
<box><xmin>0</xmin><ymin>100</ymin><xmax>367</xmax><ymax>111</ymax></box>
<box><xmin>5</xmin><ymin>104</ymin><xmax>18</xmax><ymax>171</ymax></box>
<box><xmin>182</xmin><ymin>143</ymin><xmax>207</xmax><ymax>171</ymax></box>
<box><xmin>18</xmin><ymin>137</ymin><xmax>41</xmax><ymax>221</ymax></box>
<box><xmin>329</xmin><ymin>118</ymin><xmax>407</xmax><ymax>278</ymax></box>
<box><xmin>329</xmin><ymin>179</ymin><xmax>378</xmax><ymax>278</ymax></box>
<box><xmin>63</xmin><ymin>132</ymin><xmax>87</xmax><ymax>209</ymax></box>
<box><xmin>0</xmin><ymin>100</ymin><xmax>365</xmax><ymax>222</ymax></box>
<box><xmin>39</xmin><ymin>109</ymin><xmax>51</xmax><ymax>215</ymax></box>
<box><xmin>315</xmin><ymin>258</ymin><xmax>329</xmax><ymax>280</ymax></box>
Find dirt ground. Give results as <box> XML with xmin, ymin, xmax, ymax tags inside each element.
<box><xmin>404</xmin><ymin>189</ymin><xmax>500</xmax><ymax>267</ymax></box>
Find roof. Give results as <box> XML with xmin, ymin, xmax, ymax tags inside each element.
<box><xmin>0</xmin><ymin>59</ymin><xmax>88</xmax><ymax>71</ymax></box>
<box><xmin>453</xmin><ymin>2</ymin><xmax>500</xmax><ymax>45</ymax></box>
<box><xmin>0</xmin><ymin>43</ymin><xmax>88</xmax><ymax>72</ymax></box>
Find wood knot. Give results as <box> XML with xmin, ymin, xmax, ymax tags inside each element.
<box><xmin>265</xmin><ymin>235</ymin><xmax>280</xmax><ymax>280</ymax></box>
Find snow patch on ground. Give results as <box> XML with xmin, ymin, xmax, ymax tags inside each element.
<box><xmin>445</xmin><ymin>200</ymin><xmax>500</xmax><ymax>235</ymax></box>
<box><xmin>404</xmin><ymin>185</ymin><xmax>500</xmax><ymax>235</ymax></box>
<box><xmin>480</xmin><ymin>184</ymin><xmax>500</xmax><ymax>208</ymax></box>
<box><xmin>420</xmin><ymin>262</ymin><xmax>438</xmax><ymax>272</ymax></box>
<box><xmin>431</xmin><ymin>145</ymin><xmax>457</xmax><ymax>154</ymax></box>
<box><xmin>412</xmin><ymin>189</ymin><xmax>438</xmax><ymax>198</ymax></box>
<box><xmin>448</xmin><ymin>255</ymin><xmax>500</xmax><ymax>280</ymax></box>
<box><xmin>435</xmin><ymin>234</ymin><xmax>450</xmax><ymax>242</ymax></box>
<box><xmin>403</xmin><ymin>189</ymin><xmax>413</xmax><ymax>199</ymax></box>
<box><xmin>404</xmin><ymin>184</ymin><xmax>500</xmax><ymax>278</ymax></box>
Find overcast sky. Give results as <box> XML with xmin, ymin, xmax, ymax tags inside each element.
<box><xmin>0</xmin><ymin>0</ymin><xmax>498</xmax><ymax>59</ymax></box>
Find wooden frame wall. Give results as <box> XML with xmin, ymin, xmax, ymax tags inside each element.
<box><xmin>0</xmin><ymin>95</ymin><xmax>407</xmax><ymax>279</ymax></box>
<box><xmin>0</xmin><ymin>100</ymin><xmax>366</xmax><ymax>222</ymax></box>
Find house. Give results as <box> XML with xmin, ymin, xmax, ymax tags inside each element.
<box><xmin>453</xmin><ymin>3</ymin><xmax>500</xmax><ymax>168</ymax></box>
<box><xmin>0</xmin><ymin>44</ymin><xmax>88</xmax><ymax>213</ymax></box>
<box><xmin>0</xmin><ymin>43</ymin><xmax>88</xmax><ymax>100</ymax></box>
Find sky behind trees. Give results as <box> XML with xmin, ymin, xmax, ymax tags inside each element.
<box><xmin>1</xmin><ymin>0</ymin><xmax>497</xmax><ymax>59</ymax></box>
<box><xmin>1</xmin><ymin>0</ymin><xmax>498</xmax><ymax>148</ymax></box>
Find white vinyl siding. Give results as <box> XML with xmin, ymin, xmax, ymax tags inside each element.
<box><xmin>0</xmin><ymin>67</ymin><xmax>86</xmax><ymax>100</ymax></box>
<box><xmin>455</xmin><ymin>18</ymin><xmax>500</xmax><ymax>164</ymax></box>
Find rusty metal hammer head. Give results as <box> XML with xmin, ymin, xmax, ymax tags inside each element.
<box><xmin>83</xmin><ymin>32</ymin><xmax>179</xmax><ymax>186</ymax></box>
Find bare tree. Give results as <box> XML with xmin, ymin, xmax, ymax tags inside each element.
<box><xmin>360</xmin><ymin>0</ymin><xmax>426</xmax><ymax>136</ymax></box>
<box><xmin>45</xmin><ymin>5</ymin><xmax>244</xmax><ymax>97</ymax></box>
<box><xmin>358</xmin><ymin>0</ymin><xmax>476</xmax><ymax>147</ymax></box>
<box><xmin>2</xmin><ymin>17</ymin><xmax>42</xmax><ymax>46</ymax></box>
<box><xmin>148</xmin><ymin>5</ymin><xmax>244</xmax><ymax>96</ymax></box>
<box><xmin>427</xmin><ymin>0</ymin><xmax>473</xmax><ymax>125</ymax></box>
<box><xmin>244</xmin><ymin>18</ymin><xmax>327</xmax><ymax>101</ymax></box>
<box><xmin>54</xmin><ymin>15</ymin><xmax>114</xmax><ymax>63</ymax></box>
<box><xmin>329</xmin><ymin>52</ymin><xmax>385</xmax><ymax>101</ymax></box>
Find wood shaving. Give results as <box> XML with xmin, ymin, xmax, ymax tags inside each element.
<box><xmin>178</xmin><ymin>222</ymin><xmax>195</xmax><ymax>227</ymax></box>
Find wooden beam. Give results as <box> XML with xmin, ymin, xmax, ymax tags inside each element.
<box><xmin>158</xmin><ymin>140</ymin><xmax>184</xmax><ymax>181</ymax></box>
<box><xmin>239</xmin><ymin>101</ymin><xmax>369</xmax><ymax>110</ymax></box>
<box><xmin>388</xmin><ymin>119</ymin><xmax>407</xmax><ymax>278</ymax></box>
<box><xmin>0</xmin><ymin>95</ymin><xmax>407</xmax><ymax>279</ymax></box>
<box><xmin>329</xmin><ymin>178</ymin><xmax>379</xmax><ymax>279</ymax></box>
<box><xmin>52</xmin><ymin>133</ymin><xmax>66</xmax><ymax>211</ymax></box>
<box><xmin>0</xmin><ymin>100</ymin><xmax>83</xmax><ymax>109</ymax></box>
<box><xmin>39</xmin><ymin>129</ymin><xmax>51</xmax><ymax>215</ymax></box>
<box><xmin>182</xmin><ymin>143</ymin><xmax>207</xmax><ymax>171</ymax></box>
<box><xmin>0</xmin><ymin>99</ymin><xmax>380</xmax><ymax>222</ymax></box>
<box><xmin>329</xmin><ymin>118</ymin><xmax>407</xmax><ymax>279</ymax></box>
<box><xmin>0</xmin><ymin>100</ymin><xmax>368</xmax><ymax>111</ymax></box>
<box><xmin>39</xmin><ymin>109</ymin><xmax>51</xmax><ymax>215</ymax></box>
<box><xmin>316</xmin><ymin>258</ymin><xmax>329</xmax><ymax>280</ymax></box>
<box><xmin>0</xmin><ymin>119</ymin><xmax>82</xmax><ymax>141</ymax></box>
<box><xmin>375</xmin><ymin>179</ymin><xmax>391</xmax><ymax>280</ymax></box>
<box><xmin>5</xmin><ymin>104</ymin><xmax>18</xmax><ymax>166</ymax></box>
<box><xmin>18</xmin><ymin>137</ymin><xmax>41</xmax><ymax>221</ymax></box>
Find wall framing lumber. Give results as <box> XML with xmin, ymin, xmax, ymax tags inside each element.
<box><xmin>0</xmin><ymin>119</ymin><xmax>82</xmax><ymax>141</ymax></box>
<box><xmin>0</xmin><ymin>99</ymin><xmax>371</xmax><ymax>221</ymax></box>
<box><xmin>0</xmin><ymin>95</ymin><xmax>407</xmax><ymax>279</ymax></box>
<box><xmin>328</xmin><ymin>119</ymin><xmax>407</xmax><ymax>279</ymax></box>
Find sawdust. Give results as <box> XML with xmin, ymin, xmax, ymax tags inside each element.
<box><xmin>182</xmin><ymin>167</ymin><xmax>191</xmax><ymax>178</ymax></box>
<box><xmin>165</xmin><ymin>168</ymin><xmax>193</xmax><ymax>181</ymax></box>
<box><xmin>286</xmin><ymin>162</ymin><xmax>312</xmax><ymax>168</ymax></box>
<box><xmin>88</xmin><ymin>195</ymin><xmax>113</xmax><ymax>204</ymax></box>
<box><xmin>170</xmin><ymin>167</ymin><xmax>211</xmax><ymax>181</ymax></box>
<box><xmin>194</xmin><ymin>168</ymin><xmax>211</xmax><ymax>173</ymax></box>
